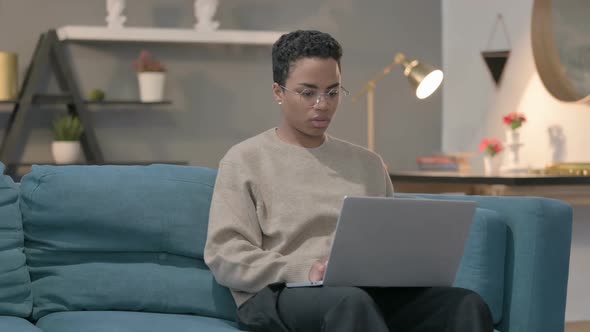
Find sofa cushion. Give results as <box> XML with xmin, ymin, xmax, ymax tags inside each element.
<box><xmin>0</xmin><ymin>316</ymin><xmax>42</xmax><ymax>332</ymax></box>
<box><xmin>454</xmin><ymin>208</ymin><xmax>507</xmax><ymax>324</ymax></box>
<box><xmin>35</xmin><ymin>311</ymin><xmax>240</xmax><ymax>332</ymax></box>
<box><xmin>20</xmin><ymin>165</ymin><xmax>235</xmax><ymax>321</ymax></box>
<box><xmin>0</xmin><ymin>162</ymin><xmax>32</xmax><ymax>317</ymax></box>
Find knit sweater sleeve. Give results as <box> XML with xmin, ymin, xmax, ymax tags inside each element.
<box><xmin>204</xmin><ymin>160</ymin><xmax>317</xmax><ymax>294</ymax></box>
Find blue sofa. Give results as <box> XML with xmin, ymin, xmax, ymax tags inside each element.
<box><xmin>0</xmin><ymin>162</ymin><xmax>572</xmax><ymax>332</ymax></box>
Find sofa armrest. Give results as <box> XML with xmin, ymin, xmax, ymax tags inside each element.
<box><xmin>454</xmin><ymin>207</ymin><xmax>507</xmax><ymax>324</ymax></box>
<box><xmin>400</xmin><ymin>194</ymin><xmax>572</xmax><ymax>332</ymax></box>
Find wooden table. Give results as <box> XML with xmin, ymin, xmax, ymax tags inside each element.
<box><xmin>389</xmin><ymin>171</ymin><xmax>590</xmax><ymax>206</ymax></box>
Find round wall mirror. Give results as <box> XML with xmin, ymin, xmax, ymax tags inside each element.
<box><xmin>532</xmin><ymin>0</ymin><xmax>590</xmax><ymax>103</ymax></box>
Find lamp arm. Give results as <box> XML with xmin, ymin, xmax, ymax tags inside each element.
<box><xmin>351</xmin><ymin>53</ymin><xmax>408</xmax><ymax>152</ymax></box>
<box><xmin>351</xmin><ymin>53</ymin><xmax>408</xmax><ymax>102</ymax></box>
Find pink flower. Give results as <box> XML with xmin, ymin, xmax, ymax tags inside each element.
<box><xmin>479</xmin><ymin>138</ymin><xmax>503</xmax><ymax>156</ymax></box>
<box><xmin>502</xmin><ymin>112</ymin><xmax>526</xmax><ymax>130</ymax></box>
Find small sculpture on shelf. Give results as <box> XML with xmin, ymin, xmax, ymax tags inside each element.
<box><xmin>194</xmin><ymin>0</ymin><xmax>220</xmax><ymax>32</ymax></box>
<box><xmin>106</xmin><ymin>0</ymin><xmax>127</xmax><ymax>29</ymax></box>
<box><xmin>134</xmin><ymin>50</ymin><xmax>166</xmax><ymax>102</ymax></box>
<box><xmin>548</xmin><ymin>125</ymin><xmax>566</xmax><ymax>164</ymax></box>
<box><xmin>52</xmin><ymin>114</ymin><xmax>84</xmax><ymax>164</ymax></box>
<box><xmin>501</xmin><ymin>112</ymin><xmax>527</xmax><ymax>173</ymax></box>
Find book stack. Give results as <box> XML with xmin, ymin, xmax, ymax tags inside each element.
<box><xmin>416</xmin><ymin>156</ymin><xmax>460</xmax><ymax>172</ymax></box>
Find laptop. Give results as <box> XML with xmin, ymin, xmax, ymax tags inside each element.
<box><xmin>286</xmin><ymin>196</ymin><xmax>477</xmax><ymax>288</ymax></box>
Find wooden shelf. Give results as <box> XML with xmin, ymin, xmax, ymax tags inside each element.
<box><xmin>57</xmin><ymin>26</ymin><xmax>285</xmax><ymax>45</ymax></box>
<box><xmin>389</xmin><ymin>171</ymin><xmax>590</xmax><ymax>185</ymax></box>
<box><xmin>389</xmin><ymin>171</ymin><xmax>590</xmax><ymax>206</ymax></box>
<box><xmin>85</xmin><ymin>100</ymin><xmax>171</xmax><ymax>105</ymax></box>
<box><xmin>9</xmin><ymin>161</ymin><xmax>188</xmax><ymax>167</ymax></box>
<box><xmin>0</xmin><ymin>94</ymin><xmax>171</xmax><ymax>107</ymax></box>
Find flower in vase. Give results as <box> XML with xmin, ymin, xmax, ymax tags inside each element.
<box><xmin>502</xmin><ymin>112</ymin><xmax>527</xmax><ymax>130</ymax></box>
<box><xmin>479</xmin><ymin>138</ymin><xmax>503</xmax><ymax>157</ymax></box>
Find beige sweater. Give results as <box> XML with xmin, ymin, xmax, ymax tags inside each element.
<box><xmin>204</xmin><ymin>128</ymin><xmax>394</xmax><ymax>306</ymax></box>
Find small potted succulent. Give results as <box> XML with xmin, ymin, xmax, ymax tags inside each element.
<box><xmin>52</xmin><ymin>114</ymin><xmax>84</xmax><ymax>164</ymax></box>
<box><xmin>134</xmin><ymin>50</ymin><xmax>166</xmax><ymax>102</ymax></box>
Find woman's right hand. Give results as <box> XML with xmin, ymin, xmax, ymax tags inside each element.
<box><xmin>308</xmin><ymin>259</ymin><xmax>328</xmax><ymax>282</ymax></box>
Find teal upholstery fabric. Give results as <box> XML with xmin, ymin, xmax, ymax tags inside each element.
<box><xmin>394</xmin><ymin>194</ymin><xmax>507</xmax><ymax>323</ymax></box>
<box><xmin>454</xmin><ymin>208</ymin><xmax>507</xmax><ymax>324</ymax></box>
<box><xmin>0</xmin><ymin>163</ymin><xmax>32</xmax><ymax>317</ymax></box>
<box><xmin>0</xmin><ymin>316</ymin><xmax>42</xmax><ymax>332</ymax></box>
<box><xmin>35</xmin><ymin>311</ymin><xmax>240</xmax><ymax>332</ymax></box>
<box><xmin>411</xmin><ymin>194</ymin><xmax>572</xmax><ymax>332</ymax></box>
<box><xmin>20</xmin><ymin>165</ymin><xmax>236</xmax><ymax>321</ymax></box>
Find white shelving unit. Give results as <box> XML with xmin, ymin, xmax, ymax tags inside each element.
<box><xmin>57</xmin><ymin>26</ymin><xmax>284</xmax><ymax>45</ymax></box>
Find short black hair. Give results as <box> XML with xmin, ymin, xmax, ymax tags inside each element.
<box><xmin>272</xmin><ymin>30</ymin><xmax>343</xmax><ymax>86</ymax></box>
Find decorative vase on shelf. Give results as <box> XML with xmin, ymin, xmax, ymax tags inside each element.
<box><xmin>479</xmin><ymin>138</ymin><xmax>503</xmax><ymax>175</ymax></box>
<box><xmin>52</xmin><ymin>141</ymin><xmax>82</xmax><ymax>164</ymax></box>
<box><xmin>505</xmin><ymin>128</ymin><xmax>520</xmax><ymax>145</ymax></box>
<box><xmin>134</xmin><ymin>50</ymin><xmax>166</xmax><ymax>102</ymax></box>
<box><xmin>501</xmin><ymin>128</ymin><xmax>527</xmax><ymax>174</ymax></box>
<box><xmin>51</xmin><ymin>115</ymin><xmax>83</xmax><ymax>164</ymax></box>
<box><xmin>501</xmin><ymin>112</ymin><xmax>528</xmax><ymax>174</ymax></box>
<box><xmin>0</xmin><ymin>52</ymin><xmax>18</xmax><ymax>101</ymax></box>
<box><xmin>483</xmin><ymin>155</ymin><xmax>501</xmax><ymax>175</ymax></box>
<box><xmin>138</xmin><ymin>72</ymin><xmax>165</xmax><ymax>102</ymax></box>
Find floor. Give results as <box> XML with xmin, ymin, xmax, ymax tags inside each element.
<box><xmin>567</xmin><ymin>321</ymin><xmax>590</xmax><ymax>332</ymax></box>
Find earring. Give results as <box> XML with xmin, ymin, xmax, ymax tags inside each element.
<box><xmin>278</xmin><ymin>101</ymin><xmax>282</xmax><ymax>105</ymax></box>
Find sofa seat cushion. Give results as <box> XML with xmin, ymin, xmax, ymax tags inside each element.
<box><xmin>20</xmin><ymin>165</ymin><xmax>235</xmax><ymax>321</ymax></box>
<box><xmin>0</xmin><ymin>162</ymin><xmax>32</xmax><ymax>317</ymax></box>
<box><xmin>0</xmin><ymin>316</ymin><xmax>42</xmax><ymax>332</ymax></box>
<box><xmin>35</xmin><ymin>311</ymin><xmax>241</xmax><ymax>332</ymax></box>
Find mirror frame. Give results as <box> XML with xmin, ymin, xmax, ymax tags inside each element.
<box><xmin>532</xmin><ymin>0</ymin><xmax>590</xmax><ymax>103</ymax></box>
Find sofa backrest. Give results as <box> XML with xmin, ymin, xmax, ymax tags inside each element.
<box><xmin>19</xmin><ymin>164</ymin><xmax>236</xmax><ymax>321</ymax></box>
<box><xmin>0</xmin><ymin>163</ymin><xmax>32</xmax><ymax>317</ymax></box>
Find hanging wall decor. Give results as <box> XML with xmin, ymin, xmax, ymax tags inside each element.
<box><xmin>482</xmin><ymin>14</ymin><xmax>511</xmax><ymax>86</ymax></box>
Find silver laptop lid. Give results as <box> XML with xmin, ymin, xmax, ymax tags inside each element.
<box><xmin>323</xmin><ymin>196</ymin><xmax>477</xmax><ymax>287</ymax></box>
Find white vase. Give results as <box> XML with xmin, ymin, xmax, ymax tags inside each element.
<box><xmin>502</xmin><ymin>128</ymin><xmax>528</xmax><ymax>173</ymax></box>
<box><xmin>138</xmin><ymin>72</ymin><xmax>165</xmax><ymax>102</ymax></box>
<box><xmin>483</xmin><ymin>155</ymin><xmax>501</xmax><ymax>175</ymax></box>
<box><xmin>52</xmin><ymin>141</ymin><xmax>82</xmax><ymax>164</ymax></box>
<box><xmin>505</xmin><ymin>128</ymin><xmax>520</xmax><ymax>144</ymax></box>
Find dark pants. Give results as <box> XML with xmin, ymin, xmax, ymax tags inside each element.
<box><xmin>237</xmin><ymin>284</ymin><xmax>493</xmax><ymax>332</ymax></box>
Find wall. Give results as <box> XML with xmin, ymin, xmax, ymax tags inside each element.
<box><xmin>0</xmin><ymin>0</ymin><xmax>442</xmax><ymax>171</ymax></box>
<box><xmin>443</xmin><ymin>0</ymin><xmax>590</xmax><ymax>321</ymax></box>
<box><xmin>442</xmin><ymin>0</ymin><xmax>589</xmax><ymax>168</ymax></box>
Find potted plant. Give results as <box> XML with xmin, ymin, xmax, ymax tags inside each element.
<box><xmin>134</xmin><ymin>50</ymin><xmax>166</xmax><ymax>102</ymax></box>
<box><xmin>52</xmin><ymin>114</ymin><xmax>84</xmax><ymax>164</ymax></box>
<box><xmin>479</xmin><ymin>138</ymin><xmax>503</xmax><ymax>175</ymax></box>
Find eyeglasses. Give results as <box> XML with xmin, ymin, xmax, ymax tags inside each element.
<box><xmin>280</xmin><ymin>85</ymin><xmax>350</xmax><ymax>107</ymax></box>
